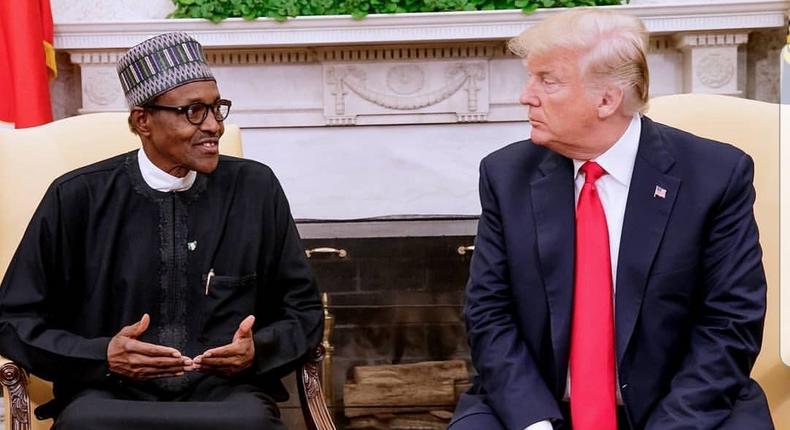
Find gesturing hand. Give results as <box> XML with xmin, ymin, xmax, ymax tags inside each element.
<box><xmin>193</xmin><ymin>315</ymin><xmax>256</xmax><ymax>377</ymax></box>
<box><xmin>107</xmin><ymin>314</ymin><xmax>192</xmax><ymax>381</ymax></box>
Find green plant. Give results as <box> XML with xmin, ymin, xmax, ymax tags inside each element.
<box><xmin>170</xmin><ymin>0</ymin><xmax>626</xmax><ymax>22</ymax></box>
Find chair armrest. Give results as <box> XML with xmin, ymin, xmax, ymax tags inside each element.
<box><xmin>296</xmin><ymin>345</ymin><xmax>336</xmax><ymax>430</ymax></box>
<box><xmin>1</xmin><ymin>351</ymin><xmax>338</xmax><ymax>430</ymax></box>
<box><xmin>0</xmin><ymin>360</ymin><xmax>32</xmax><ymax>430</ymax></box>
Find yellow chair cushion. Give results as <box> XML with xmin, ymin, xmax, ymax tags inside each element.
<box><xmin>648</xmin><ymin>94</ymin><xmax>789</xmax><ymax>425</ymax></box>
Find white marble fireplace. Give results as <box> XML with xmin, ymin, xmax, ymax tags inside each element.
<box><xmin>51</xmin><ymin>0</ymin><xmax>789</xmax><ymax>231</ymax></box>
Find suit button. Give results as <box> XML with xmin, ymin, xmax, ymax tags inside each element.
<box><xmin>621</xmin><ymin>383</ymin><xmax>628</xmax><ymax>390</ymax></box>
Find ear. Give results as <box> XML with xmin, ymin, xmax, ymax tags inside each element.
<box><xmin>130</xmin><ymin>107</ymin><xmax>153</xmax><ymax>137</ymax></box>
<box><xmin>596</xmin><ymin>85</ymin><xmax>624</xmax><ymax>119</ymax></box>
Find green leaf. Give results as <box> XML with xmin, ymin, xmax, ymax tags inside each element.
<box><xmin>170</xmin><ymin>0</ymin><xmax>631</xmax><ymax>21</ymax></box>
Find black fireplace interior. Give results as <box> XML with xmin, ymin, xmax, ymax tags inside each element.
<box><xmin>277</xmin><ymin>217</ymin><xmax>477</xmax><ymax>429</ymax></box>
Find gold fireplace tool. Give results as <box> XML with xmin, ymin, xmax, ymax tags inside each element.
<box><xmin>305</xmin><ymin>247</ymin><xmax>346</xmax><ymax>406</ymax></box>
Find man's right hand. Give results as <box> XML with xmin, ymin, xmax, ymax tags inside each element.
<box><xmin>107</xmin><ymin>314</ymin><xmax>193</xmax><ymax>381</ymax></box>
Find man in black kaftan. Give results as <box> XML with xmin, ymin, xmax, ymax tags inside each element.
<box><xmin>0</xmin><ymin>32</ymin><xmax>322</xmax><ymax>430</ymax></box>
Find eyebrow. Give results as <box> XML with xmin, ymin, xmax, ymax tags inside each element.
<box><xmin>530</xmin><ymin>70</ymin><xmax>563</xmax><ymax>81</ymax></box>
<box><xmin>180</xmin><ymin>95</ymin><xmax>222</xmax><ymax>104</ymax></box>
<box><xmin>526</xmin><ymin>67</ymin><xmax>554</xmax><ymax>76</ymax></box>
<box><xmin>196</xmin><ymin>95</ymin><xmax>222</xmax><ymax>102</ymax></box>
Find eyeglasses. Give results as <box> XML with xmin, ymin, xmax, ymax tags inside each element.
<box><xmin>144</xmin><ymin>99</ymin><xmax>232</xmax><ymax>126</ymax></box>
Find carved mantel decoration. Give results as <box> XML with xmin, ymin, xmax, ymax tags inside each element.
<box><xmin>674</xmin><ymin>32</ymin><xmax>750</xmax><ymax>95</ymax></box>
<box><xmin>325</xmin><ymin>61</ymin><xmax>487</xmax><ymax>125</ymax></box>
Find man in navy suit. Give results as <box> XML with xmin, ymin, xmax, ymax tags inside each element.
<box><xmin>449</xmin><ymin>8</ymin><xmax>773</xmax><ymax>430</ymax></box>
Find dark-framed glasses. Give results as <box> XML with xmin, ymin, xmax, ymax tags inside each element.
<box><xmin>145</xmin><ymin>99</ymin><xmax>232</xmax><ymax>126</ymax></box>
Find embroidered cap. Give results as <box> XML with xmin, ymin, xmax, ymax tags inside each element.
<box><xmin>117</xmin><ymin>32</ymin><xmax>215</xmax><ymax>109</ymax></box>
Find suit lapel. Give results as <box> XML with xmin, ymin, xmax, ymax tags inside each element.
<box><xmin>531</xmin><ymin>152</ymin><xmax>576</xmax><ymax>386</ymax></box>
<box><xmin>615</xmin><ymin>117</ymin><xmax>680</xmax><ymax>364</ymax></box>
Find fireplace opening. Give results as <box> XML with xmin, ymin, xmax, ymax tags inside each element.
<box><xmin>276</xmin><ymin>220</ymin><xmax>477</xmax><ymax>429</ymax></box>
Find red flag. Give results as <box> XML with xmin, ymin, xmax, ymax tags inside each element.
<box><xmin>0</xmin><ymin>0</ymin><xmax>56</xmax><ymax>128</ymax></box>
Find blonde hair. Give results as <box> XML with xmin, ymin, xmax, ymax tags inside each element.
<box><xmin>508</xmin><ymin>8</ymin><xmax>650</xmax><ymax>114</ymax></box>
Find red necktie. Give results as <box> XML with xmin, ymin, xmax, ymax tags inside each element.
<box><xmin>570</xmin><ymin>161</ymin><xmax>617</xmax><ymax>430</ymax></box>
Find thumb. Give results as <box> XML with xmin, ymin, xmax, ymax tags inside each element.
<box><xmin>233</xmin><ymin>315</ymin><xmax>255</xmax><ymax>342</ymax></box>
<box><xmin>118</xmin><ymin>313</ymin><xmax>150</xmax><ymax>338</ymax></box>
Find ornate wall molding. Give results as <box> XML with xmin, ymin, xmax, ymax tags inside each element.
<box><xmin>316</xmin><ymin>44</ymin><xmax>510</xmax><ymax>61</ymax></box>
<box><xmin>324</xmin><ymin>61</ymin><xmax>488</xmax><ymax>125</ymax></box>
<box><xmin>695</xmin><ymin>52</ymin><xmax>736</xmax><ymax>89</ymax></box>
<box><xmin>674</xmin><ymin>31</ymin><xmax>751</xmax><ymax>95</ymax></box>
<box><xmin>83</xmin><ymin>68</ymin><xmax>124</xmax><ymax>107</ymax></box>
<box><xmin>201</xmin><ymin>43</ymin><xmax>510</xmax><ymax>66</ymax></box>
<box><xmin>674</xmin><ymin>32</ymin><xmax>750</xmax><ymax>48</ymax></box>
<box><xmin>70</xmin><ymin>51</ymin><xmax>126</xmax><ymax>65</ymax></box>
<box><xmin>747</xmin><ymin>28</ymin><xmax>785</xmax><ymax>102</ymax></box>
<box><xmin>206</xmin><ymin>49</ymin><xmax>317</xmax><ymax>65</ymax></box>
<box><xmin>647</xmin><ymin>36</ymin><xmax>675</xmax><ymax>53</ymax></box>
<box><xmin>51</xmin><ymin>52</ymin><xmax>82</xmax><ymax>120</ymax></box>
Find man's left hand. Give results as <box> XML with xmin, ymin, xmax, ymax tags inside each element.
<box><xmin>193</xmin><ymin>315</ymin><xmax>255</xmax><ymax>376</ymax></box>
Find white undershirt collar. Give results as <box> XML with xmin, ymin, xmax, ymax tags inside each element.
<box><xmin>137</xmin><ymin>148</ymin><xmax>197</xmax><ymax>192</ymax></box>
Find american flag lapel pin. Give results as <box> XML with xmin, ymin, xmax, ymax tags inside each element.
<box><xmin>653</xmin><ymin>185</ymin><xmax>667</xmax><ymax>199</ymax></box>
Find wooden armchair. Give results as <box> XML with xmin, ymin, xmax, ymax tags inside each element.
<box><xmin>0</xmin><ymin>113</ymin><xmax>336</xmax><ymax>430</ymax></box>
<box><xmin>648</xmin><ymin>94</ymin><xmax>789</xmax><ymax>426</ymax></box>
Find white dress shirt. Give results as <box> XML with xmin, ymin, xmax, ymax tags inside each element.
<box><xmin>137</xmin><ymin>148</ymin><xmax>197</xmax><ymax>192</ymax></box>
<box><xmin>525</xmin><ymin>114</ymin><xmax>641</xmax><ymax>430</ymax></box>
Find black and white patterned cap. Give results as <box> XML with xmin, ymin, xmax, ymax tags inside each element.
<box><xmin>117</xmin><ymin>32</ymin><xmax>215</xmax><ymax>109</ymax></box>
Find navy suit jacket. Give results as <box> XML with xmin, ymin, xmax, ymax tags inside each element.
<box><xmin>453</xmin><ymin>117</ymin><xmax>771</xmax><ymax>429</ymax></box>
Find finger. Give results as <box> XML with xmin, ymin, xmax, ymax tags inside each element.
<box><xmin>196</xmin><ymin>351</ymin><xmax>251</xmax><ymax>368</ymax></box>
<box><xmin>125</xmin><ymin>353</ymin><xmax>188</xmax><ymax>369</ymax></box>
<box><xmin>197</xmin><ymin>343</ymin><xmax>239</xmax><ymax>360</ymax></box>
<box><xmin>118</xmin><ymin>313</ymin><xmax>150</xmax><ymax>338</ymax></box>
<box><xmin>136</xmin><ymin>313</ymin><xmax>150</xmax><ymax>337</ymax></box>
<box><xmin>232</xmin><ymin>315</ymin><xmax>255</xmax><ymax>342</ymax></box>
<box><xmin>196</xmin><ymin>355</ymin><xmax>234</xmax><ymax>367</ymax></box>
<box><xmin>124</xmin><ymin>338</ymin><xmax>182</xmax><ymax>358</ymax></box>
<box><xmin>182</xmin><ymin>356</ymin><xmax>196</xmax><ymax>371</ymax></box>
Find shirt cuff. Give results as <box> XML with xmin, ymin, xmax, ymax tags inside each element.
<box><xmin>524</xmin><ymin>420</ymin><xmax>553</xmax><ymax>430</ymax></box>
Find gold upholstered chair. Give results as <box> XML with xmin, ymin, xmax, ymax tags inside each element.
<box><xmin>0</xmin><ymin>112</ymin><xmax>335</xmax><ymax>430</ymax></box>
<box><xmin>647</xmin><ymin>94</ymin><xmax>789</xmax><ymax>427</ymax></box>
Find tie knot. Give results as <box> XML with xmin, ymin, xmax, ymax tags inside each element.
<box><xmin>581</xmin><ymin>161</ymin><xmax>606</xmax><ymax>184</ymax></box>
